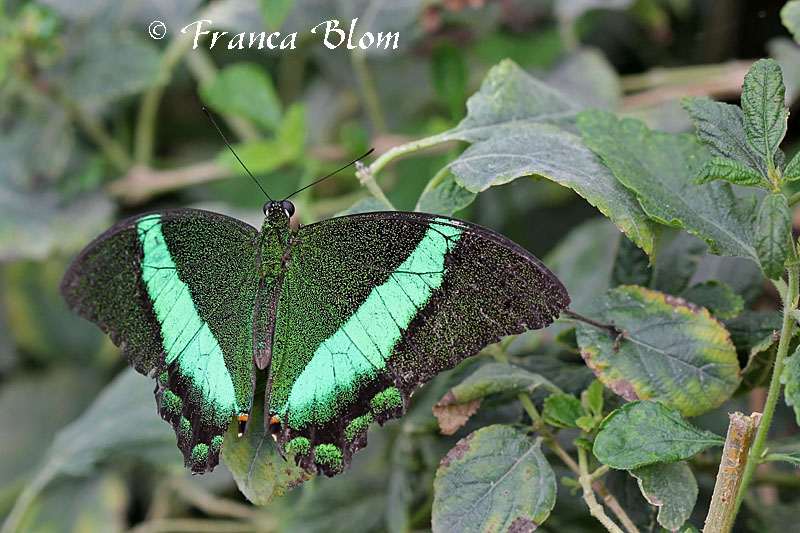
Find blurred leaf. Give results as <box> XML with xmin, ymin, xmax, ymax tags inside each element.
<box><xmin>696</xmin><ymin>157</ymin><xmax>764</xmax><ymax>187</ymax></box>
<box><xmin>433</xmin><ymin>363</ymin><xmax>552</xmax><ymax>435</ymax></box>
<box><xmin>16</xmin><ymin>474</ymin><xmax>128</xmax><ymax>533</ymax></box>
<box><xmin>631</xmin><ymin>462</ymin><xmax>697</xmax><ymax>532</ymax></box>
<box><xmin>3</xmin><ymin>369</ymin><xmax>180</xmax><ymax>533</ymax></box>
<box><xmin>543</xmin><ymin>393</ymin><xmax>586</xmax><ymax>428</ymax></box>
<box><xmin>602</xmin><ymin>469</ymin><xmax>658</xmax><ymax>531</ymax></box>
<box><xmin>337</xmin><ymin>197</ymin><xmax>392</xmax><ymax>216</ymax></box>
<box><xmin>579</xmin><ymin>110</ymin><xmax>758</xmax><ymax>262</ymax></box>
<box><xmin>576</xmin><ymin>286</ymin><xmax>741</xmax><ymax>416</ymax></box>
<box><xmin>555</xmin><ymin>0</ymin><xmax>635</xmax><ymax>22</ymax></box>
<box><xmin>432</xmin><ymin>43</ymin><xmax>467</xmax><ymax>119</ymax></box>
<box><xmin>554</xmin><ymin>327</ymin><xmax>579</xmax><ymax>353</ymax></box>
<box><xmin>222</xmin><ymin>374</ymin><xmax>310</xmax><ymax>505</ymax></box>
<box><xmin>756</xmin><ymin>193</ymin><xmax>791</xmax><ymax>280</ymax></box>
<box><xmin>546</xmin><ymin>48</ymin><xmax>621</xmax><ymax>110</ymax></box>
<box><xmin>682</xmin><ymin>97</ymin><xmax>766</xmax><ymax>178</ymax></box>
<box><xmin>780</xmin><ymin>345</ymin><xmax>800</xmax><ymax>425</ymax></box>
<box><xmin>432</xmin><ymin>425</ymin><xmax>556</xmax><ymax>532</ymax></box>
<box><xmin>593</xmin><ymin>401</ymin><xmax>723</xmax><ymax>469</ymax></box>
<box><xmin>782</xmin><ymin>1</ymin><xmax>800</xmax><ymax>43</ymax></box>
<box><xmin>417</xmin><ymin>173</ymin><xmax>476</xmax><ymax>216</ymax></box>
<box><xmin>472</xmin><ymin>30</ymin><xmax>564</xmax><ymax>70</ymax></box>
<box><xmin>652</xmin><ymin>231</ymin><xmax>706</xmax><ymax>295</ymax></box>
<box><xmin>611</xmin><ymin>235</ymin><xmax>652</xmax><ymax>287</ymax></box>
<box><xmin>741</xmin><ymin>59</ymin><xmax>787</xmax><ymax>166</ymax></box>
<box><xmin>65</xmin><ymin>39</ymin><xmax>163</xmax><ymax>106</ymax></box>
<box><xmin>678</xmin><ymin>281</ymin><xmax>744</xmax><ymax>320</ymax></box>
<box><xmin>689</xmin><ymin>251</ymin><xmax>764</xmax><ymax>305</ymax></box>
<box><xmin>726</xmin><ymin>310</ymin><xmax>782</xmax><ymax>393</ymax></box>
<box><xmin>200</xmin><ymin>63</ymin><xmax>283</xmax><ymax>132</ymax></box>
<box><xmin>768</xmin><ymin>37</ymin><xmax>800</xmax><ymax>106</ymax></box>
<box><xmin>784</xmin><ymin>150</ymin><xmax>800</xmax><ymax>181</ymax></box>
<box><xmin>259</xmin><ymin>0</ymin><xmax>296</xmax><ymax>31</ymax></box>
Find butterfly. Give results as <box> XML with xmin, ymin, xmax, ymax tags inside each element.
<box><xmin>60</xmin><ymin>128</ymin><xmax>569</xmax><ymax>477</ymax></box>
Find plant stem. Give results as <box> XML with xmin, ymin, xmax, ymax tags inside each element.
<box><xmin>788</xmin><ymin>190</ymin><xmax>800</xmax><ymax>207</ymax></box>
<box><xmin>735</xmin><ymin>263</ymin><xmax>799</xmax><ymax>512</ymax></box>
<box><xmin>414</xmin><ymin>165</ymin><xmax>452</xmax><ymax>211</ymax></box>
<box><xmin>577</xmin><ymin>447</ymin><xmax>625</xmax><ymax>533</ymax></box>
<box><xmin>355</xmin><ymin>162</ymin><xmax>395</xmax><ymax>209</ymax></box>
<box><xmin>366</xmin><ymin>132</ymin><xmax>455</xmax><ymax>179</ymax></box>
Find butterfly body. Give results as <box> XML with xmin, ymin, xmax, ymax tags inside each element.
<box><xmin>61</xmin><ymin>201</ymin><xmax>569</xmax><ymax>477</ymax></box>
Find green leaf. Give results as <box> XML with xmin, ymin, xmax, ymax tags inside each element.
<box><xmin>432</xmin><ymin>425</ymin><xmax>556</xmax><ymax>532</ymax></box>
<box><xmin>576</xmin><ymin>286</ymin><xmax>741</xmax><ymax>416</ymax></box>
<box><xmin>756</xmin><ymin>193</ymin><xmax>791</xmax><ymax>279</ymax></box>
<box><xmin>416</xmin><ymin>173</ymin><xmax>476</xmax><ymax>216</ymax></box>
<box><xmin>653</xmin><ymin>230</ymin><xmax>706</xmax><ymax>295</ymax></box>
<box><xmin>783</xmin><ymin>150</ymin><xmax>800</xmax><ymax>181</ymax></box>
<box><xmin>696</xmin><ymin>157</ymin><xmax>764</xmax><ymax>187</ymax></box>
<box><xmin>782</xmin><ymin>1</ymin><xmax>800</xmax><ymax>43</ymax></box>
<box><xmin>433</xmin><ymin>363</ymin><xmax>552</xmax><ymax>434</ymax></box>
<box><xmin>741</xmin><ymin>59</ymin><xmax>788</xmax><ymax>167</ymax></box>
<box><xmin>726</xmin><ymin>310</ymin><xmax>783</xmax><ymax>392</ymax></box>
<box><xmin>631</xmin><ymin>462</ymin><xmax>698</xmax><ymax>532</ymax></box>
<box><xmin>579</xmin><ymin>109</ymin><xmax>758</xmax><ymax>262</ymax></box>
<box><xmin>554</xmin><ymin>327</ymin><xmax>579</xmax><ymax>353</ymax></box>
<box><xmin>259</xmin><ymin>0</ymin><xmax>295</xmax><ymax>31</ymax></box>
<box><xmin>222</xmin><ymin>378</ymin><xmax>310</xmax><ymax>504</ymax></box>
<box><xmin>780</xmin><ymin>345</ymin><xmax>800</xmax><ymax>426</ymax></box>
<box><xmin>611</xmin><ymin>235</ymin><xmax>652</xmax><ymax>287</ymax></box>
<box><xmin>593</xmin><ymin>401</ymin><xmax>724</xmax><ymax>469</ymax></box>
<box><xmin>678</xmin><ymin>280</ymin><xmax>744</xmax><ymax>319</ymax></box>
<box><xmin>543</xmin><ymin>393</ymin><xmax>587</xmax><ymax>428</ymax></box>
<box><xmin>681</xmin><ymin>96</ymin><xmax>766</xmax><ymax>177</ymax></box>
<box><xmin>546</xmin><ymin>48</ymin><xmax>622</xmax><ymax>110</ymax></box>
<box><xmin>586</xmin><ymin>380</ymin><xmax>605</xmax><ymax>416</ymax></box>
<box><xmin>200</xmin><ymin>63</ymin><xmax>283</xmax><ymax>132</ymax></box>
<box><xmin>338</xmin><ymin>197</ymin><xmax>393</xmax><ymax>216</ymax></box>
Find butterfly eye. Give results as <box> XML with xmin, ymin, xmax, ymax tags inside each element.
<box><xmin>281</xmin><ymin>200</ymin><xmax>295</xmax><ymax>217</ymax></box>
<box><xmin>263</xmin><ymin>202</ymin><xmax>270</xmax><ymax>215</ymax></box>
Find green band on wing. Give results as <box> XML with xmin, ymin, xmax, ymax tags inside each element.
<box><xmin>137</xmin><ymin>214</ymin><xmax>238</xmax><ymax>426</ymax></box>
<box><xmin>284</xmin><ymin>220</ymin><xmax>462</xmax><ymax>428</ymax></box>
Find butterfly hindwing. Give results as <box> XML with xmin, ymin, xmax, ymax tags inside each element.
<box><xmin>266</xmin><ymin>211</ymin><xmax>569</xmax><ymax>475</ymax></box>
<box><xmin>60</xmin><ymin>209</ymin><xmax>260</xmax><ymax>472</ymax></box>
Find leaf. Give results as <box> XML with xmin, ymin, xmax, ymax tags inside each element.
<box><xmin>631</xmin><ymin>462</ymin><xmax>698</xmax><ymax>532</ymax></box>
<box><xmin>416</xmin><ymin>173</ymin><xmax>476</xmax><ymax>216</ymax></box>
<box><xmin>546</xmin><ymin>48</ymin><xmax>622</xmax><ymax>111</ymax></box>
<box><xmin>593</xmin><ymin>401</ymin><xmax>724</xmax><ymax>469</ymax></box>
<box><xmin>337</xmin><ymin>197</ymin><xmax>393</xmax><ymax>216</ymax></box>
<box><xmin>782</xmin><ymin>1</ymin><xmax>800</xmax><ymax>43</ymax></box>
<box><xmin>696</xmin><ymin>157</ymin><xmax>764</xmax><ymax>187</ymax></box>
<box><xmin>65</xmin><ymin>39</ymin><xmax>163</xmax><ymax>106</ymax></box>
<box><xmin>784</xmin><ymin>150</ymin><xmax>800</xmax><ymax>181</ymax></box>
<box><xmin>726</xmin><ymin>310</ymin><xmax>782</xmax><ymax>392</ymax></box>
<box><xmin>259</xmin><ymin>0</ymin><xmax>295</xmax><ymax>30</ymax></box>
<box><xmin>756</xmin><ymin>193</ymin><xmax>791</xmax><ymax>279</ymax></box>
<box><xmin>222</xmin><ymin>377</ymin><xmax>310</xmax><ymax>505</ymax></box>
<box><xmin>681</xmin><ymin>97</ymin><xmax>766</xmax><ymax>177</ymax></box>
<box><xmin>200</xmin><ymin>63</ymin><xmax>282</xmax><ymax>132</ymax></box>
<box><xmin>579</xmin><ymin>109</ymin><xmax>758</xmax><ymax>262</ymax></box>
<box><xmin>611</xmin><ymin>235</ymin><xmax>652</xmax><ymax>287</ymax></box>
<box><xmin>653</xmin><ymin>230</ymin><xmax>706</xmax><ymax>295</ymax></box>
<box><xmin>678</xmin><ymin>280</ymin><xmax>744</xmax><ymax>320</ymax></box>
<box><xmin>432</xmin><ymin>425</ymin><xmax>556</xmax><ymax>532</ymax></box>
<box><xmin>450</xmin><ymin>122</ymin><xmax>660</xmax><ymax>257</ymax></box>
<box><xmin>433</xmin><ymin>363</ymin><xmax>552</xmax><ymax>435</ymax></box>
<box><xmin>576</xmin><ymin>286</ymin><xmax>741</xmax><ymax>416</ymax></box>
<box><xmin>543</xmin><ymin>393</ymin><xmax>586</xmax><ymax>428</ymax></box>
<box><xmin>586</xmin><ymin>380</ymin><xmax>605</xmax><ymax>416</ymax></box>
<box><xmin>780</xmin><ymin>345</ymin><xmax>800</xmax><ymax>426</ymax></box>
<box><xmin>741</xmin><ymin>59</ymin><xmax>788</xmax><ymax>167</ymax></box>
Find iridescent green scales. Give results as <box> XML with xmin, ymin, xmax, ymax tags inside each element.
<box><xmin>61</xmin><ymin>203</ymin><xmax>569</xmax><ymax>478</ymax></box>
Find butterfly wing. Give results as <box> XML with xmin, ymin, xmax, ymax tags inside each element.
<box><xmin>60</xmin><ymin>209</ymin><xmax>260</xmax><ymax>472</ymax></box>
<box><xmin>266</xmin><ymin>211</ymin><xmax>569</xmax><ymax>475</ymax></box>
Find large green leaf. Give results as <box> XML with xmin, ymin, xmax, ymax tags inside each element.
<box><xmin>200</xmin><ymin>63</ymin><xmax>283</xmax><ymax>132</ymax></box>
<box><xmin>631</xmin><ymin>462</ymin><xmax>698</xmax><ymax>532</ymax></box>
<box><xmin>579</xmin><ymin>109</ymin><xmax>758</xmax><ymax>262</ymax></box>
<box><xmin>593</xmin><ymin>401</ymin><xmax>724</xmax><ymax>469</ymax></box>
<box><xmin>682</xmin><ymin>97</ymin><xmax>766</xmax><ymax>177</ymax></box>
<box><xmin>741</xmin><ymin>59</ymin><xmax>788</xmax><ymax>167</ymax></box>
<box><xmin>755</xmin><ymin>193</ymin><xmax>791</xmax><ymax>280</ymax></box>
<box><xmin>576</xmin><ymin>286</ymin><xmax>741</xmax><ymax>416</ymax></box>
<box><xmin>433</xmin><ymin>363</ymin><xmax>553</xmax><ymax>435</ymax></box>
<box><xmin>432</xmin><ymin>425</ymin><xmax>556</xmax><ymax>532</ymax></box>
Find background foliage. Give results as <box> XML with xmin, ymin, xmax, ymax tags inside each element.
<box><xmin>3</xmin><ymin>0</ymin><xmax>800</xmax><ymax>531</ymax></box>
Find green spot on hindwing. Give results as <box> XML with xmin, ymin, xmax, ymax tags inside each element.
<box><xmin>344</xmin><ymin>413</ymin><xmax>373</xmax><ymax>441</ymax></box>
<box><xmin>180</xmin><ymin>417</ymin><xmax>191</xmax><ymax>441</ymax></box>
<box><xmin>288</xmin><ymin>436</ymin><xmax>311</xmax><ymax>455</ymax></box>
<box><xmin>191</xmin><ymin>443</ymin><xmax>209</xmax><ymax>467</ymax></box>
<box><xmin>211</xmin><ymin>435</ymin><xmax>223</xmax><ymax>455</ymax></box>
<box><xmin>158</xmin><ymin>371</ymin><xmax>168</xmax><ymax>385</ymax></box>
<box><xmin>314</xmin><ymin>444</ymin><xmax>343</xmax><ymax>472</ymax></box>
<box><xmin>370</xmin><ymin>387</ymin><xmax>402</xmax><ymax>414</ymax></box>
<box><xmin>283</xmin><ymin>221</ymin><xmax>462</xmax><ymax>428</ymax></box>
<box><xmin>160</xmin><ymin>389</ymin><xmax>183</xmax><ymax>416</ymax></box>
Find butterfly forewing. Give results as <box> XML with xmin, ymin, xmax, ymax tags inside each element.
<box><xmin>60</xmin><ymin>209</ymin><xmax>260</xmax><ymax>472</ymax></box>
<box><xmin>266</xmin><ymin>212</ymin><xmax>569</xmax><ymax>476</ymax></box>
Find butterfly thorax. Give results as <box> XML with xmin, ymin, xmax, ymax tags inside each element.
<box><xmin>259</xmin><ymin>201</ymin><xmax>293</xmax><ymax>279</ymax></box>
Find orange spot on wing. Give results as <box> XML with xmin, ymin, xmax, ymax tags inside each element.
<box><xmin>238</xmin><ymin>414</ymin><xmax>249</xmax><ymax>422</ymax></box>
<box><xmin>270</xmin><ymin>416</ymin><xmax>280</xmax><ymax>425</ymax></box>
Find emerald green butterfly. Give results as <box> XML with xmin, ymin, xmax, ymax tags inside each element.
<box><xmin>61</xmin><ymin>153</ymin><xmax>569</xmax><ymax>477</ymax></box>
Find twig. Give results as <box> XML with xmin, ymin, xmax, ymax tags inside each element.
<box><xmin>578</xmin><ymin>447</ymin><xmax>626</xmax><ymax>533</ymax></box>
<box><xmin>563</xmin><ymin>310</ymin><xmax>625</xmax><ymax>349</ymax></box>
<box><xmin>107</xmin><ymin>161</ymin><xmax>230</xmax><ymax>204</ymax></box>
<box><xmin>170</xmin><ymin>478</ymin><xmax>257</xmax><ymax>520</ymax></box>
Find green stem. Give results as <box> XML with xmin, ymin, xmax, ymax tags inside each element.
<box><xmin>589</xmin><ymin>464</ymin><xmax>610</xmax><ymax>484</ymax></box>
<box><xmin>367</xmin><ymin>132</ymin><xmax>454</xmax><ymax>179</ymax></box>
<box><xmin>414</xmin><ymin>165</ymin><xmax>451</xmax><ymax>211</ymax></box>
<box><xmin>735</xmin><ymin>263</ymin><xmax>799</xmax><ymax>512</ymax></box>
<box><xmin>788</xmin><ymin>190</ymin><xmax>800</xmax><ymax>207</ymax></box>
<box><xmin>760</xmin><ymin>453</ymin><xmax>800</xmax><ymax>464</ymax></box>
<box><xmin>355</xmin><ymin>163</ymin><xmax>395</xmax><ymax>209</ymax></box>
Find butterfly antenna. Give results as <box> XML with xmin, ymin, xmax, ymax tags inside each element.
<box><xmin>202</xmin><ymin>107</ymin><xmax>272</xmax><ymax>201</ymax></box>
<box><xmin>282</xmin><ymin>148</ymin><xmax>375</xmax><ymax>202</ymax></box>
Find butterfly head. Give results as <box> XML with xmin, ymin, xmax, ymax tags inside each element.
<box><xmin>263</xmin><ymin>200</ymin><xmax>295</xmax><ymax>222</ymax></box>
